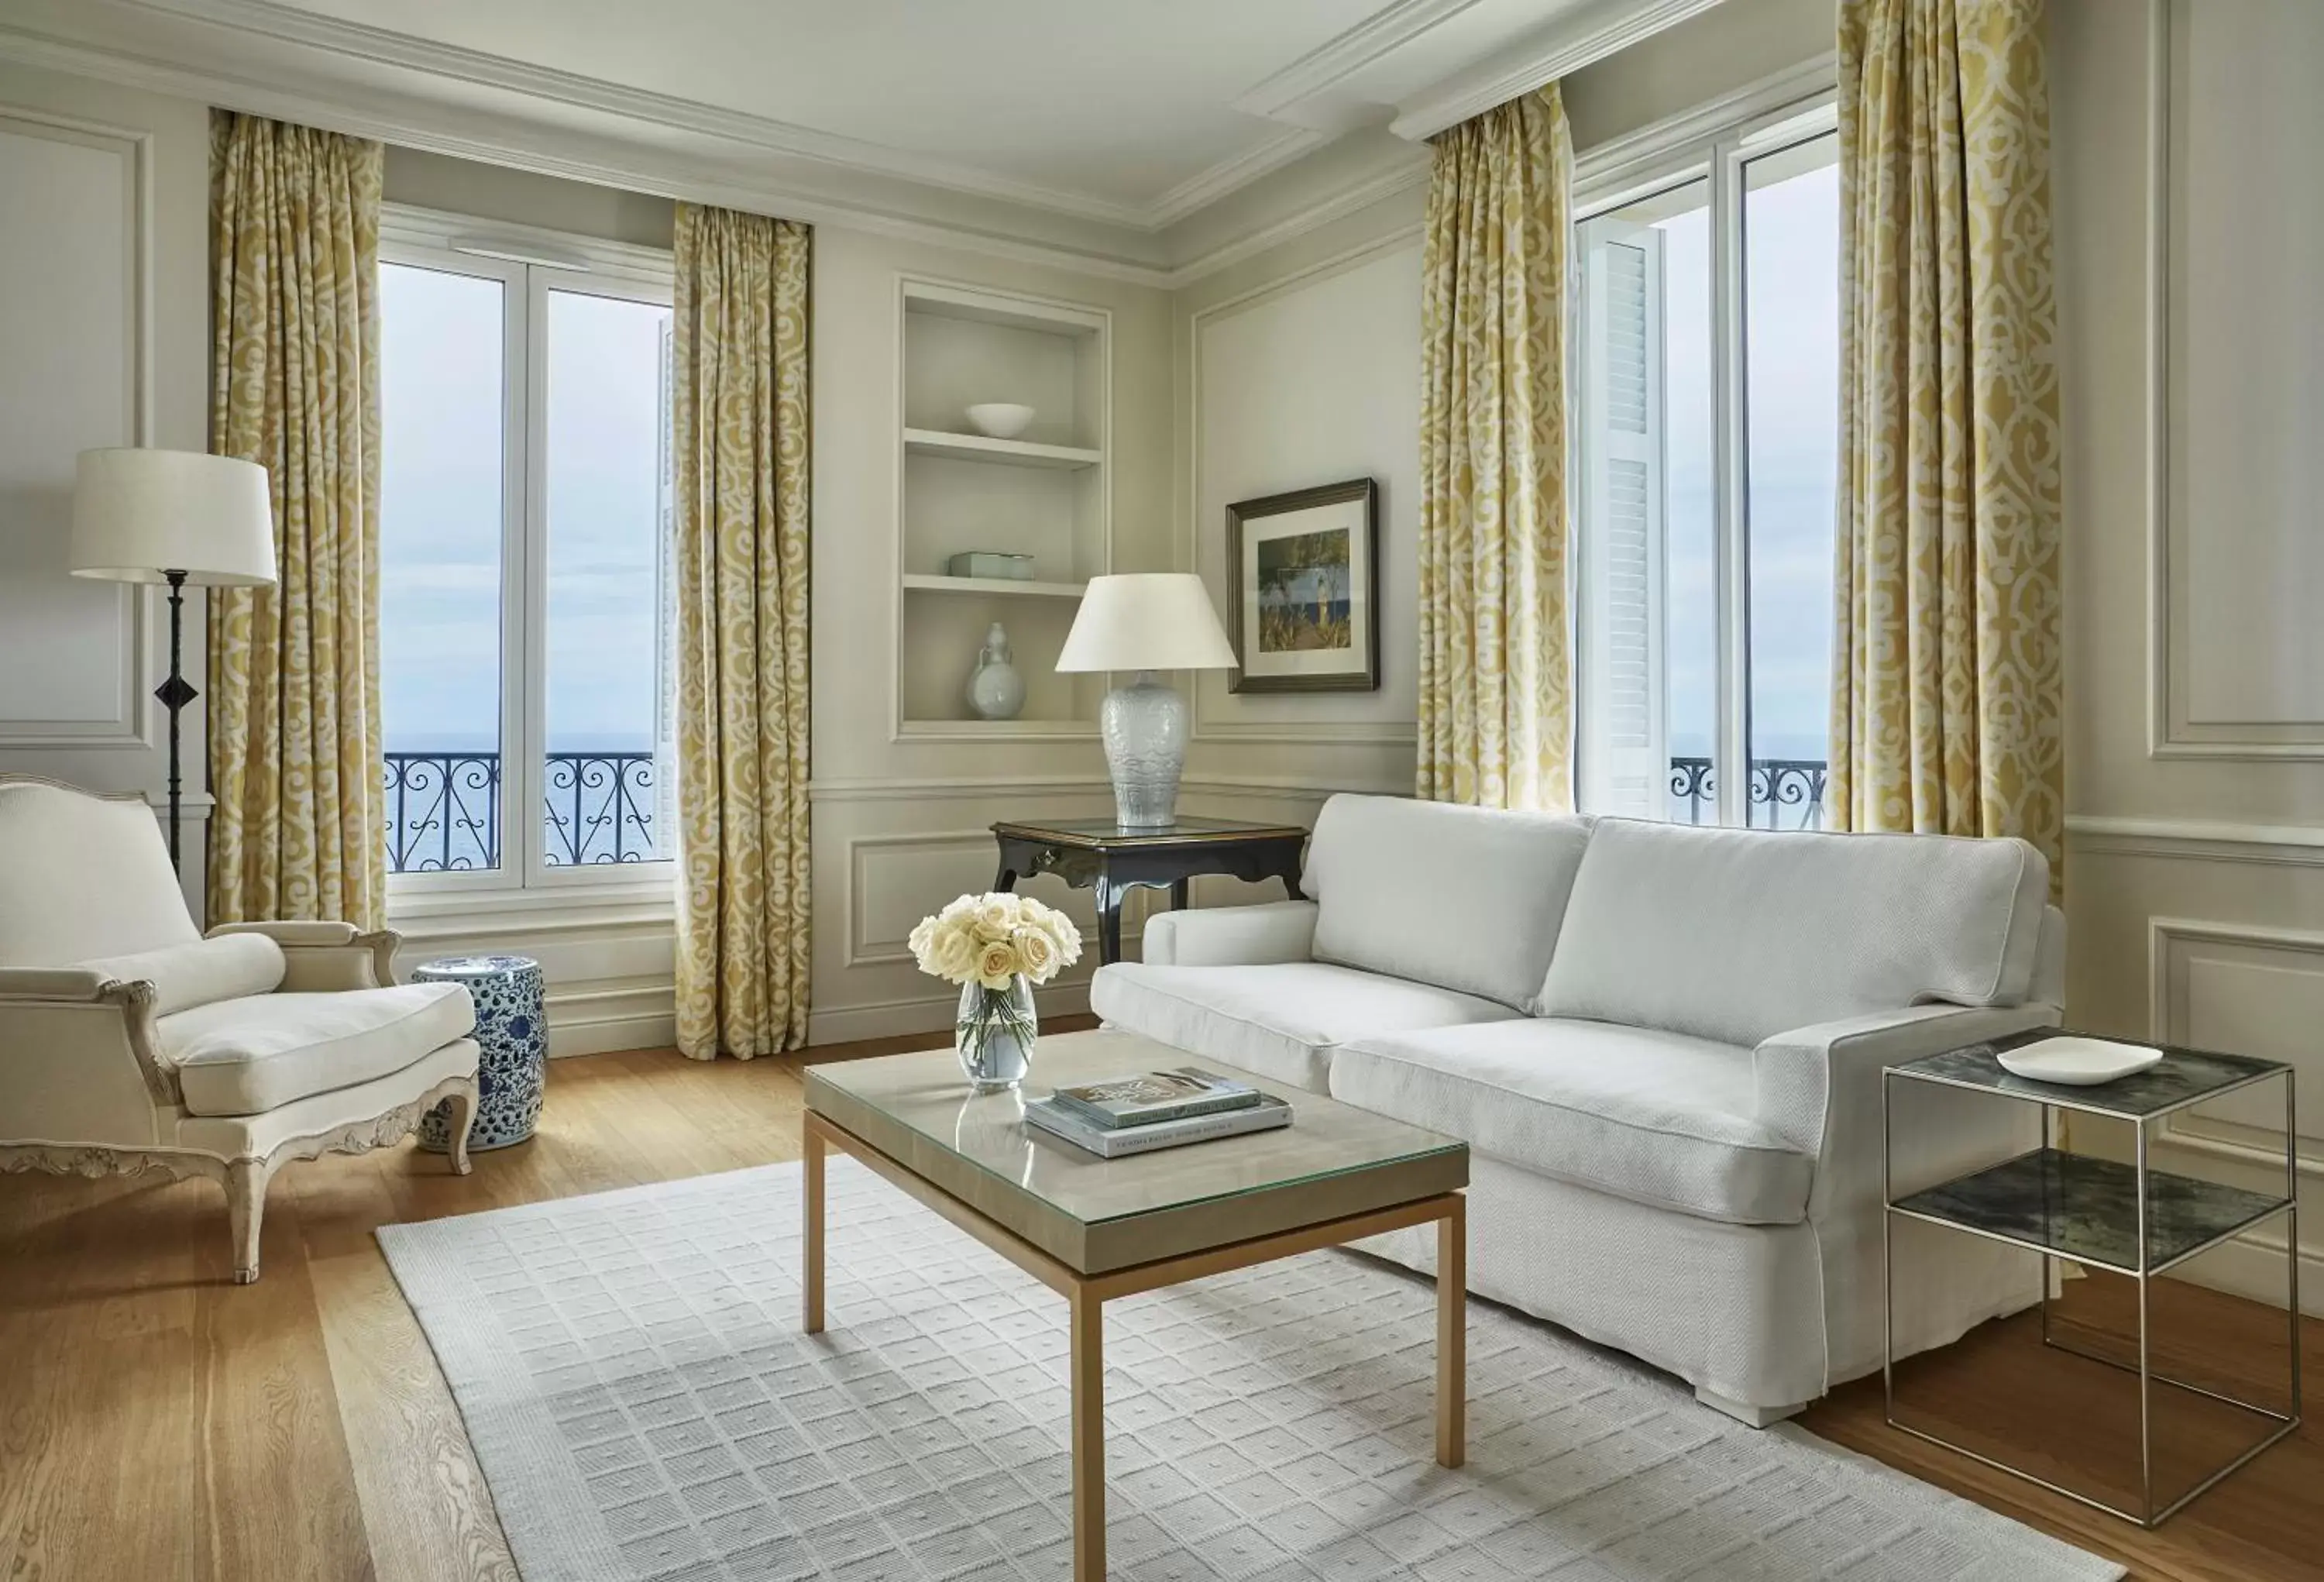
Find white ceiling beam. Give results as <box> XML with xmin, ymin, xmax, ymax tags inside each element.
<box><xmin>1390</xmin><ymin>0</ymin><xmax>1732</xmax><ymax>140</ymax></box>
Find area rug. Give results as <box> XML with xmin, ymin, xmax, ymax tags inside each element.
<box><xmin>379</xmin><ymin>1160</ymin><xmax>2120</xmax><ymax>1582</ymax></box>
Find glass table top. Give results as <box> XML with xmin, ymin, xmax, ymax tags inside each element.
<box><xmin>1891</xmin><ymin>1027</ymin><xmax>2288</xmax><ymax>1120</ymax></box>
<box><xmin>804</xmin><ymin>1030</ymin><xmax>1463</xmax><ymax>1229</ymax></box>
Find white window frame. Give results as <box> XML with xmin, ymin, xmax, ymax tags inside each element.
<box><xmin>379</xmin><ymin>206</ymin><xmax>677</xmax><ymax>912</ymax></box>
<box><xmin>1571</xmin><ymin>71</ymin><xmax>1839</xmax><ymax>827</ymax></box>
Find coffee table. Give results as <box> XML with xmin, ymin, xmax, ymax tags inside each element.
<box><xmin>802</xmin><ymin>1027</ymin><xmax>1469</xmax><ymax>1580</ymax></box>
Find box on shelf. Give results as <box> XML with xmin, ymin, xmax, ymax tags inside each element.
<box><xmin>947</xmin><ymin>552</ymin><xmax>1036</xmax><ymax>581</ymax></box>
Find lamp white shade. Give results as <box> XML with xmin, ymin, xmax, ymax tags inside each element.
<box><xmin>70</xmin><ymin>449</ymin><xmax>277</xmax><ymax>586</ymax></box>
<box><xmin>1055</xmin><ymin>573</ymin><xmax>1237</xmax><ymax>672</ymax></box>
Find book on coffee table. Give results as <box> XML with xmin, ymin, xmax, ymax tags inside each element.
<box><xmin>1025</xmin><ymin>1092</ymin><xmax>1291</xmax><ymax>1158</ymax></box>
<box><xmin>1048</xmin><ymin>1067</ymin><xmax>1261</xmax><ymax>1130</ymax></box>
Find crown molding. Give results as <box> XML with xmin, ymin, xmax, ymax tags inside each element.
<box><xmin>122</xmin><ymin>0</ymin><xmax>1167</xmax><ymax>229</ymax></box>
<box><xmin>1233</xmin><ymin>0</ymin><xmax>1488</xmax><ymax>129</ymax></box>
<box><xmin>1146</xmin><ymin>125</ymin><xmax>1329</xmax><ymax>229</ymax></box>
<box><xmin>1391</xmin><ymin>0</ymin><xmax>1732</xmax><ymax>140</ymax></box>
<box><xmin>1162</xmin><ymin>153</ymin><xmax>1429</xmax><ymax>287</ymax></box>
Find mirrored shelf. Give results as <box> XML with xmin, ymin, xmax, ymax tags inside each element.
<box><xmin>1891</xmin><ymin>1146</ymin><xmax>2292</xmax><ymax>1278</ymax></box>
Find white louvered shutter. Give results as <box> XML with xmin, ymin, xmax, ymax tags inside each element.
<box><xmin>1579</xmin><ymin>224</ymin><xmax>1668</xmax><ymax>819</ymax></box>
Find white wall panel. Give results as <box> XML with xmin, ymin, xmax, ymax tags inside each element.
<box><xmin>0</xmin><ymin>112</ymin><xmax>146</xmax><ymax>745</ymax></box>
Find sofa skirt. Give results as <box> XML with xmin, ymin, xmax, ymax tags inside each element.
<box><xmin>1351</xmin><ymin>1150</ymin><xmax>2040</xmax><ymax>1411</ymax></box>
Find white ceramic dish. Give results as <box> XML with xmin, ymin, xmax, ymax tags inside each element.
<box><xmin>964</xmin><ymin>402</ymin><xmax>1035</xmax><ymax>439</ymax></box>
<box><xmin>1996</xmin><ymin>1036</ymin><xmax>2164</xmax><ymax>1086</ymax></box>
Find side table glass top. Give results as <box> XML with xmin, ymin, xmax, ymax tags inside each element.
<box><xmin>1889</xmin><ymin>1027</ymin><xmax>2287</xmax><ymax>1119</ymax></box>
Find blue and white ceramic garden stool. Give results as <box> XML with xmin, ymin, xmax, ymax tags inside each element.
<box><xmin>416</xmin><ymin>954</ymin><xmax>546</xmax><ymax>1151</ymax></box>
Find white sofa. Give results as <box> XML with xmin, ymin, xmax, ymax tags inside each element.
<box><xmin>1090</xmin><ymin>794</ymin><xmax>2063</xmax><ymax>1423</ymax></box>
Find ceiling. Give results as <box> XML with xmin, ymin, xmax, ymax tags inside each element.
<box><xmin>0</xmin><ymin>0</ymin><xmax>1733</xmax><ymax>277</ymax></box>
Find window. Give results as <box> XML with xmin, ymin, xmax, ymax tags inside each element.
<box><xmin>378</xmin><ymin>218</ymin><xmax>675</xmax><ymax>892</ymax></box>
<box><xmin>1573</xmin><ymin>105</ymin><xmax>1838</xmax><ymax>829</ymax></box>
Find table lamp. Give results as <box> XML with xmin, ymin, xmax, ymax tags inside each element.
<box><xmin>70</xmin><ymin>449</ymin><xmax>277</xmax><ymax>864</ymax></box>
<box><xmin>1055</xmin><ymin>573</ymin><xmax>1238</xmax><ymax>828</ymax></box>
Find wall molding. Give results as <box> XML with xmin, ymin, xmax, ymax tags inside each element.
<box><xmin>1391</xmin><ymin>0</ymin><xmax>1734</xmax><ymax>142</ymax></box>
<box><xmin>806</xmin><ymin>981</ymin><xmax>1092</xmax><ymax>1048</ymax></box>
<box><xmin>0</xmin><ymin>105</ymin><xmax>156</xmax><ymax>751</ymax></box>
<box><xmin>1235</xmin><ymin>0</ymin><xmax>1487</xmax><ymax>130</ymax></box>
<box><xmin>2143</xmin><ymin>0</ymin><xmax>2324</xmax><ymax>759</ymax></box>
<box><xmin>1184</xmin><ymin>228</ymin><xmax>1427</xmax><ymax>750</ymax></box>
<box><xmin>2068</xmin><ymin>815</ymin><xmax>2324</xmax><ymax>871</ymax></box>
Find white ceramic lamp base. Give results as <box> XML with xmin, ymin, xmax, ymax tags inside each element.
<box><xmin>1099</xmin><ymin>672</ymin><xmax>1188</xmax><ymax>828</ymax></box>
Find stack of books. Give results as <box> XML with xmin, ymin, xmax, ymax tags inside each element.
<box><xmin>1024</xmin><ymin>1067</ymin><xmax>1291</xmax><ymax>1159</ymax></box>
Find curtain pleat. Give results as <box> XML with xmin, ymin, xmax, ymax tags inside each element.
<box><xmin>672</xmin><ymin>204</ymin><xmax>813</xmax><ymax>1059</ymax></box>
<box><xmin>1831</xmin><ymin>0</ymin><xmax>2063</xmax><ymax>894</ymax></box>
<box><xmin>1415</xmin><ymin>86</ymin><xmax>1573</xmax><ymax>812</ymax></box>
<box><xmin>206</xmin><ymin>111</ymin><xmax>386</xmax><ymax>929</ymax></box>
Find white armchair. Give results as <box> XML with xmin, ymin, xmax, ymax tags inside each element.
<box><xmin>0</xmin><ymin>775</ymin><xmax>480</xmax><ymax>1282</ymax></box>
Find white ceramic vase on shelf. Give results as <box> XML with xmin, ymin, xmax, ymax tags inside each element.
<box><xmin>965</xmin><ymin>622</ymin><xmax>1026</xmax><ymax>720</ymax></box>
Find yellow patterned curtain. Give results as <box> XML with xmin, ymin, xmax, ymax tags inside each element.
<box><xmin>1832</xmin><ymin>0</ymin><xmax>2063</xmax><ymax>893</ymax></box>
<box><xmin>206</xmin><ymin>111</ymin><xmax>387</xmax><ymax>929</ymax></box>
<box><xmin>672</xmin><ymin>204</ymin><xmax>812</xmax><ymax>1060</ymax></box>
<box><xmin>1416</xmin><ymin>86</ymin><xmax>1573</xmax><ymax>812</ymax></box>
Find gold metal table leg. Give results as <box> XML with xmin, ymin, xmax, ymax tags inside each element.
<box><xmin>1071</xmin><ymin>1285</ymin><xmax>1105</xmax><ymax>1580</ymax></box>
<box><xmin>802</xmin><ymin>1113</ymin><xmax>825</xmax><ymax>1335</ymax></box>
<box><xmin>1438</xmin><ymin>1192</ymin><xmax>1466</xmax><ymax>1468</ymax></box>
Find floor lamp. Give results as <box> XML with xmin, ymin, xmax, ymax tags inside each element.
<box><xmin>70</xmin><ymin>449</ymin><xmax>277</xmax><ymax>866</ymax></box>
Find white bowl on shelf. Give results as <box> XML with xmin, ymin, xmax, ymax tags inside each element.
<box><xmin>964</xmin><ymin>403</ymin><xmax>1036</xmax><ymax>439</ymax></box>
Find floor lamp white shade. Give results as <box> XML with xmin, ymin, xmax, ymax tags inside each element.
<box><xmin>69</xmin><ymin>449</ymin><xmax>276</xmax><ymax>585</ymax></box>
<box><xmin>67</xmin><ymin>448</ymin><xmax>277</xmax><ymax>865</ymax></box>
<box><xmin>1057</xmin><ymin>574</ymin><xmax>1237</xmax><ymax>828</ymax></box>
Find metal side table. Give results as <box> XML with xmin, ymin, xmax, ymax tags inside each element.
<box><xmin>1883</xmin><ymin>1028</ymin><xmax>2300</xmax><ymax>1528</ymax></box>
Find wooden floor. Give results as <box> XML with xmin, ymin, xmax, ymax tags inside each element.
<box><xmin>2</xmin><ymin>1032</ymin><xmax>2317</xmax><ymax>1581</ymax></box>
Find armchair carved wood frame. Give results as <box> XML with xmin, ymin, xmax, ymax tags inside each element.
<box><xmin>0</xmin><ymin>776</ymin><xmax>481</xmax><ymax>1283</ymax></box>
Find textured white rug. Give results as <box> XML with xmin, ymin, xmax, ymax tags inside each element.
<box><xmin>380</xmin><ymin>1160</ymin><xmax>2119</xmax><ymax>1582</ymax></box>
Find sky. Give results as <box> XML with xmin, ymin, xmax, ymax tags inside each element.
<box><xmin>1641</xmin><ymin>145</ymin><xmax>1839</xmax><ymax>767</ymax></box>
<box><xmin>378</xmin><ymin>265</ymin><xmax>668</xmax><ymax>756</ymax></box>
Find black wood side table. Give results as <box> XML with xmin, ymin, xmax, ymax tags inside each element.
<box><xmin>990</xmin><ymin>817</ymin><xmax>1308</xmax><ymax>965</ymax></box>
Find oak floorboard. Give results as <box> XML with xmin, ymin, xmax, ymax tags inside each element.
<box><xmin>3</xmin><ymin>1018</ymin><xmax>2315</xmax><ymax>1581</ymax></box>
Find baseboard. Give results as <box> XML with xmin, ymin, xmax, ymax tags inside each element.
<box><xmin>806</xmin><ymin>981</ymin><xmax>1094</xmax><ymax>1047</ymax></box>
<box><xmin>2168</xmin><ymin>1231</ymin><xmax>2324</xmax><ymax>1318</ymax></box>
<box><xmin>545</xmin><ymin>980</ymin><xmax>678</xmax><ymax>1059</ymax></box>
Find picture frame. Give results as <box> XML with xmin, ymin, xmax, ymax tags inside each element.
<box><xmin>1224</xmin><ymin>477</ymin><xmax>1380</xmax><ymax>694</ymax></box>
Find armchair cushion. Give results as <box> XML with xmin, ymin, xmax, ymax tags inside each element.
<box><xmin>74</xmin><ymin>934</ymin><xmax>287</xmax><ymax>1016</ymax></box>
<box><xmin>161</xmin><ymin>982</ymin><xmax>476</xmax><ymax>1118</ymax></box>
<box><xmin>1139</xmin><ymin>900</ymin><xmax>1317</xmax><ymax>966</ymax></box>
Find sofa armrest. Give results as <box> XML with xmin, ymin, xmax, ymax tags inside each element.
<box><xmin>1139</xmin><ymin>900</ymin><xmax>1318</xmax><ymax>966</ymax></box>
<box><xmin>1754</xmin><ymin>1003</ymin><xmax>2061</xmax><ymax>1159</ymax></box>
<box><xmin>0</xmin><ymin>976</ymin><xmax>180</xmax><ymax>1115</ymax></box>
<box><xmin>0</xmin><ymin>967</ymin><xmax>114</xmax><ymax>1002</ymax></box>
<box><xmin>208</xmin><ymin>921</ymin><xmax>400</xmax><ymax>990</ymax></box>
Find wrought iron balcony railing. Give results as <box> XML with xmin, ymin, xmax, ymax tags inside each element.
<box><xmin>383</xmin><ymin>750</ymin><xmax>658</xmax><ymax>873</ymax></box>
<box><xmin>1668</xmin><ymin>755</ymin><xmax>1828</xmax><ymax>830</ymax></box>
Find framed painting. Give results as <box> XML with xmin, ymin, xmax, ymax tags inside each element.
<box><xmin>1225</xmin><ymin>478</ymin><xmax>1380</xmax><ymax>694</ymax></box>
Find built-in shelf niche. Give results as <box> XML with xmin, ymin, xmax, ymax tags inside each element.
<box><xmin>897</xmin><ymin>277</ymin><xmax>1109</xmax><ymax>734</ymax></box>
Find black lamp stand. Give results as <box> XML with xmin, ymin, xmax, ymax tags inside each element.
<box><xmin>156</xmin><ymin>568</ymin><xmax>199</xmax><ymax>865</ymax></box>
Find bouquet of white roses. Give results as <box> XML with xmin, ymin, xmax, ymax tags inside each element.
<box><xmin>909</xmin><ymin>890</ymin><xmax>1083</xmax><ymax>989</ymax></box>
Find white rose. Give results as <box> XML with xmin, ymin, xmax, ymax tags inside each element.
<box><xmin>974</xmin><ymin>894</ymin><xmax>1020</xmax><ymax>939</ymax></box>
<box><xmin>932</xmin><ymin>926</ymin><xmax>978</xmax><ymax>982</ymax></box>
<box><xmin>974</xmin><ymin>938</ymin><xmax>1019</xmax><ymax>989</ymax></box>
<box><xmin>1012</xmin><ymin>925</ymin><xmax>1057</xmax><ymax>982</ymax></box>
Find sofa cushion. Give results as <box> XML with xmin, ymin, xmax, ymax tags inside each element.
<box><xmin>1089</xmin><ymin>961</ymin><xmax>1522</xmax><ymax>1094</ymax></box>
<box><xmin>73</xmin><ymin>933</ymin><xmax>287</xmax><ymax>1016</ymax></box>
<box><xmin>162</xmin><ymin>982</ymin><xmax>476</xmax><ymax>1117</ymax></box>
<box><xmin>1538</xmin><ymin>818</ymin><xmax>2050</xmax><ymax>1048</ymax></box>
<box><xmin>1332</xmin><ymin>1019</ymin><xmax>1813</xmax><ymax>1224</ymax></box>
<box><xmin>1303</xmin><ymin>795</ymin><xmax>1592</xmax><ymax>1009</ymax></box>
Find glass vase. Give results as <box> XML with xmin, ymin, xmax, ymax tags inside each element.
<box><xmin>956</xmin><ymin>974</ymin><xmax>1037</xmax><ymax>1092</ymax></box>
